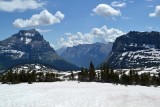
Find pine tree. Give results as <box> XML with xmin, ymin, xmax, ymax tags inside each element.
<box><xmin>134</xmin><ymin>72</ymin><xmax>140</xmax><ymax>85</ymax></box>
<box><xmin>151</xmin><ymin>74</ymin><xmax>157</xmax><ymax>87</ymax></box>
<box><xmin>31</xmin><ymin>70</ymin><xmax>36</xmax><ymax>82</ymax></box>
<box><xmin>89</xmin><ymin>61</ymin><xmax>96</xmax><ymax>81</ymax></box>
<box><xmin>71</xmin><ymin>71</ymin><xmax>74</xmax><ymax>80</ymax></box>
<box><xmin>97</xmin><ymin>71</ymin><xmax>100</xmax><ymax>81</ymax></box>
<box><xmin>27</xmin><ymin>71</ymin><xmax>32</xmax><ymax>84</ymax></box>
<box><xmin>78</xmin><ymin>67</ymin><xmax>88</xmax><ymax>81</ymax></box>
<box><xmin>140</xmin><ymin>73</ymin><xmax>151</xmax><ymax>86</ymax></box>
<box><xmin>120</xmin><ymin>72</ymin><xmax>130</xmax><ymax>86</ymax></box>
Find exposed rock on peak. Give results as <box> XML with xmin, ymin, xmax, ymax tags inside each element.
<box><xmin>105</xmin><ymin>31</ymin><xmax>160</xmax><ymax>69</ymax></box>
<box><xmin>0</xmin><ymin>29</ymin><xmax>79</xmax><ymax>72</ymax></box>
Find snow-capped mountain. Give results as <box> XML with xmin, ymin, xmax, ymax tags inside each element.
<box><xmin>0</xmin><ymin>29</ymin><xmax>79</xmax><ymax>72</ymax></box>
<box><xmin>106</xmin><ymin>31</ymin><xmax>160</xmax><ymax>69</ymax></box>
<box><xmin>61</xmin><ymin>42</ymin><xmax>113</xmax><ymax>68</ymax></box>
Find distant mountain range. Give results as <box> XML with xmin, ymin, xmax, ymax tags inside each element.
<box><xmin>59</xmin><ymin>42</ymin><xmax>113</xmax><ymax>68</ymax></box>
<box><xmin>0</xmin><ymin>29</ymin><xmax>79</xmax><ymax>72</ymax></box>
<box><xmin>56</xmin><ymin>47</ymin><xmax>66</xmax><ymax>55</ymax></box>
<box><xmin>1</xmin><ymin>29</ymin><xmax>160</xmax><ymax>72</ymax></box>
<box><xmin>105</xmin><ymin>31</ymin><xmax>160</xmax><ymax>69</ymax></box>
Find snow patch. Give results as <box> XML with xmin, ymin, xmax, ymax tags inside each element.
<box><xmin>25</xmin><ymin>33</ymin><xmax>35</xmax><ymax>37</ymax></box>
<box><xmin>25</xmin><ymin>38</ymin><xmax>32</xmax><ymax>44</ymax></box>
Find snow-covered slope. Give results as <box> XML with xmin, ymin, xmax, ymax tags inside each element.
<box><xmin>0</xmin><ymin>81</ymin><xmax>160</xmax><ymax>107</ymax></box>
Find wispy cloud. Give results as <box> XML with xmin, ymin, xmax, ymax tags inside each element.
<box><xmin>36</xmin><ymin>29</ymin><xmax>52</xmax><ymax>33</ymax></box>
<box><xmin>145</xmin><ymin>26</ymin><xmax>159</xmax><ymax>30</ymax></box>
<box><xmin>0</xmin><ymin>0</ymin><xmax>45</xmax><ymax>12</ymax></box>
<box><xmin>122</xmin><ymin>16</ymin><xmax>131</xmax><ymax>20</ymax></box>
<box><xmin>13</xmin><ymin>10</ymin><xmax>65</xmax><ymax>28</ymax></box>
<box><xmin>146</xmin><ymin>0</ymin><xmax>153</xmax><ymax>2</ymax></box>
<box><xmin>147</xmin><ymin>5</ymin><xmax>154</xmax><ymax>8</ymax></box>
<box><xmin>111</xmin><ymin>1</ymin><xmax>126</xmax><ymax>8</ymax></box>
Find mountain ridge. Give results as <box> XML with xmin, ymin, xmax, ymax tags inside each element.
<box><xmin>0</xmin><ymin>29</ymin><xmax>79</xmax><ymax>72</ymax></box>
<box><xmin>61</xmin><ymin>42</ymin><xmax>113</xmax><ymax>68</ymax></box>
<box><xmin>105</xmin><ymin>31</ymin><xmax>160</xmax><ymax>69</ymax></box>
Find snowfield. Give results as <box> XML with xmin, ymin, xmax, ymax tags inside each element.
<box><xmin>0</xmin><ymin>81</ymin><xmax>160</xmax><ymax>107</ymax></box>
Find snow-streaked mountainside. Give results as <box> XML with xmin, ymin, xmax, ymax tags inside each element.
<box><xmin>61</xmin><ymin>42</ymin><xmax>113</xmax><ymax>68</ymax></box>
<box><xmin>106</xmin><ymin>31</ymin><xmax>160</xmax><ymax>69</ymax></box>
<box><xmin>0</xmin><ymin>29</ymin><xmax>79</xmax><ymax>72</ymax></box>
<box><xmin>0</xmin><ymin>81</ymin><xmax>160</xmax><ymax>107</ymax></box>
<box><xmin>11</xmin><ymin>63</ymin><xmax>59</xmax><ymax>73</ymax></box>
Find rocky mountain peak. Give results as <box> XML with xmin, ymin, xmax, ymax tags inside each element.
<box><xmin>0</xmin><ymin>29</ymin><xmax>80</xmax><ymax>72</ymax></box>
<box><xmin>18</xmin><ymin>29</ymin><xmax>40</xmax><ymax>36</ymax></box>
<box><xmin>105</xmin><ymin>31</ymin><xmax>160</xmax><ymax>69</ymax></box>
<box><xmin>14</xmin><ymin>29</ymin><xmax>44</xmax><ymax>43</ymax></box>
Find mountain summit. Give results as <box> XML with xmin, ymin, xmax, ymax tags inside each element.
<box><xmin>0</xmin><ymin>29</ymin><xmax>79</xmax><ymax>72</ymax></box>
<box><xmin>105</xmin><ymin>31</ymin><xmax>160</xmax><ymax>69</ymax></box>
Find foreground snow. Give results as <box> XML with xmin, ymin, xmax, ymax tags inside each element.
<box><xmin>0</xmin><ymin>82</ymin><xmax>160</xmax><ymax>107</ymax></box>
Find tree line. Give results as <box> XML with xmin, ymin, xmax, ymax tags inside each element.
<box><xmin>0</xmin><ymin>69</ymin><xmax>61</xmax><ymax>84</ymax></box>
<box><xmin>78</xmin><ymin>62</ymin><xmax>160</xmax><ymax>87</ymax></box>
<box><xmin>0</xmin><ymin>61</ymin><xmax>160</xmax><ymax>87</ymax></box>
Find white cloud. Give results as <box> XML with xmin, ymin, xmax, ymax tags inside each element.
<box><xmin>36</xmin><ymin>29</ymin><xmax>52</xmax><ymax>33</ymax></box>
<box><xmin>149</xmin><ymin>5</ymin><xmax>160</xmax><ymax>17</ymax></box>
<box><xmin>0</xmin><ymin>0</ymin><xmax>45</xmax><ymax>12</ymax></box>
<box><xmin>92</xmin><ymin>4</ymin><xmax>121</xmax><ymax>18</ymax></box>
<box><xmin>111</xmin><ymin>1</ymin><xmax>126</xmax><ymax>8</ymax></box>
<box><xmin>13</xmin><ymin>10</ymin><xmax>65</xmax><ymax>28</ymax></box>
<box><xmin>58</xmin><ymin>25</ymin><xmax>125</xmax><ymax>47</ymax></box>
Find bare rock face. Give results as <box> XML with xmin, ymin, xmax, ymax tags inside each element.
<box><xmin>0</xmin><ymin>29</ymin><xmax>79</xmax><ymax>72</ymax></box>
<box><xmin>105</xmin><ymin>31</ymin><xmax>160</xmax><ymax>69</ymax></box>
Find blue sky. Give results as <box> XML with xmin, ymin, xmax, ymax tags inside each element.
<box><xmin>0</xmin><ymin>0</ymin><xmax>160</xmax><ymax>49</ymax></box>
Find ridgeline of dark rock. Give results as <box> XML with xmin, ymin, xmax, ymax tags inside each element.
<box><xmin>61</xmin><ymin>42</ymin><xmax>113</xmax><ymax>68</ymax></box>
<box><xmin>0</xmin><ymin>29</ymin><xmax>79</xmax><ymax>72</ymax></box>
<box><xmin>105</xmin><ymin>31</ymin><xmax>160</xmax><ymax>69</ymax></box>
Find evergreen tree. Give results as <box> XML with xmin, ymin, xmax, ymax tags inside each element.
<box><xmin>97</xmin><ymin>71</ymin><xmax>100</xmax><ymax>81</ymax></box>
<box><xmin>151</xmin><ymin>74</ymin><xmax>157</xmax><ymax>87</ymax></box>
<box><xmin>27</xmin><ymin>71</ymin><xmax>32</xmax><ymax>84</ymax></box>
<box><xmin>45</xmin><ymin>72</ymin><xmax>55</xmax><ymax>82</ymax></box>
<box><xmin>78</xmin><ymin>67</ymin><xmax>88</xmax><ymax>81</ymax></box>
<box><xmin>120</xmin><ymin>72</ymin><xmax>130</xmax><ymax>85</ymax></box>
<box><xmin>113</xmin><ymin>72</ymin><xmax>119</xmax><ymax>85</ymax></box>
<box><xmin>12</xmin><ymin>71</ymin><xmax>20</xmax><ymax>84</ymax></box>
<box><xmin>71</xmin><ymin>71</ymin><xmax>74</xmax><ymax>80</ymax></box>
<box><xmin>140</xmin><ymin>73</ymin><xmax>151</xmax><ymax>86</ymax></box>
<box><xmin>31</xmin><ymin>70</ymin><xmax>36</xmax><ymax>82</ymax></box>
<box><xmin>89</xmin><ymin>61</ymin><xmax>96</xmax><ymax>81</ymax></box>
<box><xmin>19</xmin><ymin>70</ymin><xmax>27</xmax><ymax>82</ymax></box>
<box><xmin>134</xmin><ymin>72</ymin><xmax>140</xmax><ymax>85</ymax></box>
